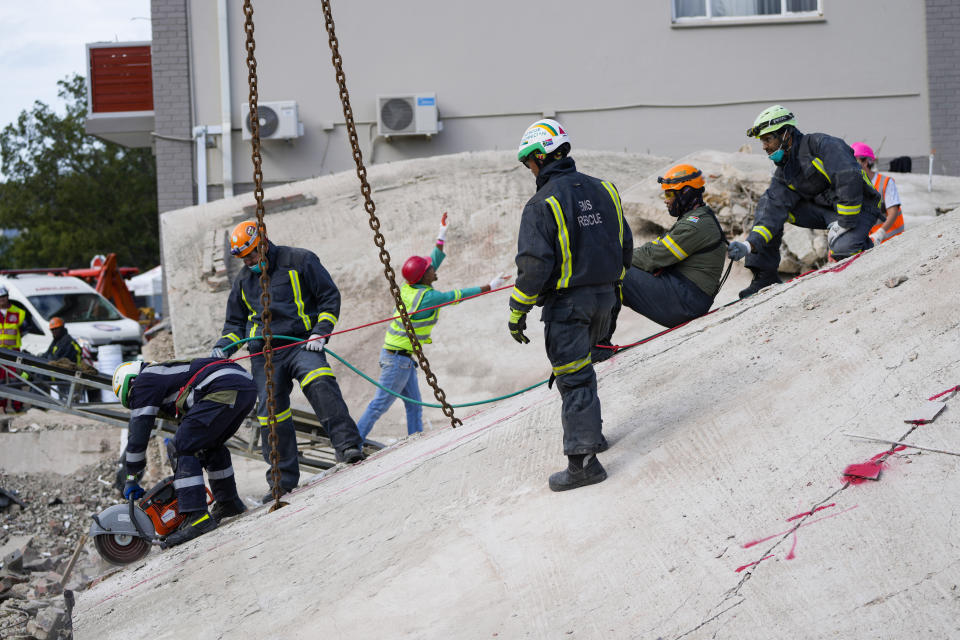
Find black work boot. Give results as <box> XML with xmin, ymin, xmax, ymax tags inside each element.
<box><xmin>548</xmin><ymin>454</ymin><xmax>608</xmax><ymax>492</ymax></box>
<box><xmin>341</xmin><ymin>447</ymin><xmax>365</xmax><ymax>464</ymax></box>
<box><xmin>160</xmin><ymin>510</ymin><xmax>218</xmax><ymax>549</ymax></box>
<box><xmin>210</xmin><ymin>497</ymin><xmax>247</xmax><ymax>523</ymax></box>
<box><xmin>738</xmin><ymin>270</ymin><xmax>782</xmax><ymax>299</ymax></box>
<box><xmin>260</xmin><ymin>488</ymin><xmax>290</xmax><ymax>504</ymax></box>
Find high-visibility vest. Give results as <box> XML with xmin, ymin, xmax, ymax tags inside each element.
<box><xmin>382</xmin><ymin>284</ymin><xmax>438</xmax><ymax>352</ymax></box>
<box><xmin>870</xmin><ymin>173</ymin><xmax>905</xmax><ymax>241</ymax></box>
<box><xmin>0</xmin><ymin>304</ymin><xmax>26</xmax><ymax>349</ymax></box>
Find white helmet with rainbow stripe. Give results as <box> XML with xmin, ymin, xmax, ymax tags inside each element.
<box><xmin>517</xmin><ymin>119</ymin><xmax>571</xmax><ymax>164</ymax></box>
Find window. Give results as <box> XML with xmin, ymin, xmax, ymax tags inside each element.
<box><xmin>28</xmin><ymin>293</ymin><xmax>123</xmax><ymax>323</ymax></box>
<box><xmin>674</xmin><ymin>0</ymin><xmax>821</xmax><ymax>21</ymax></box>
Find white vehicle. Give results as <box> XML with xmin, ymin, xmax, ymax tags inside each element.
<box><xmin>1</xmin><ymin>274</ymin><xmax>143</xmax><ymax>362</ymax></box>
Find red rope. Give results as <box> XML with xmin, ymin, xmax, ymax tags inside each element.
<box><xmin>175</xmin><ymin>283</ymin><xmax>515</xmax><ymax>405</ymax></box>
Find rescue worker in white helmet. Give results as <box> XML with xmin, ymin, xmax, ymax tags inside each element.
<box><xmin>509</xmin><ymin>119</ymin><xmax>633</xmax><ymax>491</ymax></box>
<box><xmin>355</xmin><ymin>212</ymin><xmax>510</xmax><ymax>441</ymax></box>
<box><xmin>113</xmin><ymin>357</ymin><xmax>257</xmax><ymax>548</ymax></box>
<box><xmin>211</xmin><ymin>221</ymin><xmax>365</xmax><ymax>501</ymax></box>
<box><xmin>729</xmin><ymin>105</ymin><xmax>883</xmax><ymax>298</ymax></box>
<box><xmin>595</xmin><ymin>163</ymin><xmax>727</xmax><ymax>359</ymax></box>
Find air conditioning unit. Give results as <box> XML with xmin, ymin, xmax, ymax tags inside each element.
<box><xmin>240</xmin><ymin>100</ymin><xmax>303</xmax><ymax>140</ymax></box>
<box><xmin>377</xmin><ymin>93</ymin><xmax>438</xmax><ymax>137</ymax></box>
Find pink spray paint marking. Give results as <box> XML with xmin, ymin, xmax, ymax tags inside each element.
<box><xmin>785</xmin><ymin>503</ymin><xmax>836</xmax><ymax>522</ymax></box>
<box><xmin>736</xmin><ymin>554</ymin><xmax>773</xmax><ymax>573</ymax></box>
<box><xmin>739</xmin><ymin>503</ymin><xmax>858</xmax><ymax>570</ymax></box>
<box><xmin>843</xmin><ymin>445</ymin><xmax>906</xmax><ymax>485</ymax></box>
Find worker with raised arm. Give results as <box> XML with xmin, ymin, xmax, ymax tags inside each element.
<box><xmin>596</xmin><ymin>164</ymin><xmax>726</xmax><ymax>358</ymax></box>
<box><xmin>509</xmin><ymin>119</ymin><xmax>632</xmax><ymax>492</ymax></box>
<box><xmin>851</xmin><ymin>142</ymin><xmax>905</xmax><ymax>245</ymax></box>
<box><xmin>729</xmin><ymin>105</ymin><xmax>883</xmax><ymax>298</ymax></box>
<box><xmin>112</xmin><ymin>357</ymin><xmax>257</xmax><ymax>548</ymax></box>
<box><xmin>211</xmin><ymin>222</ymin><xmax>365</xmax><ymax>501</ymax></box>
<box><xmin>357</xmin><ymin>213</ymin><xmax>510</xmax><ymax>441</ymax></box>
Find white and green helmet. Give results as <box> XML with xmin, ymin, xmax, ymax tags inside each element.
<box><xmin>112</xmin><ymin>360</ymin><xmax>144</xmax><ymax>409</ymax></box>
<box><xmin>517</xmin><ymin>118</ymin><xmax>570</xmax><ymax>163</ymax></box>
<box><xmin>747</xmin><ymin>105</ymin><xmax>797</xmax><ymax>138</ymax></box>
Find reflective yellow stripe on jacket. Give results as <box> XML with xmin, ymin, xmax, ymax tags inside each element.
<box><xmin>240</xmin><ymin>289</ymin><xmax>258</xmax><ymax>339</ymax></box>
<box><xmin>289</xmin><ymin>270</ymin><xmax>312</xmax><ymax>332</ymax></box>
<box><xmin>546</xmin><ymin>196</ymin><xmax>573</xmax><ymax>289</ymax></box>
<box><xmin>601</xmin><ymin>181</ymin><xmax>627</xmax><ymax>278</ymax></box>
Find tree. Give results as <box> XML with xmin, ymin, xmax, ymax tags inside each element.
<box><xmin>0</xmin><ymin>74</ymin><xmax>158</xmax><ymax>270</ymax></box>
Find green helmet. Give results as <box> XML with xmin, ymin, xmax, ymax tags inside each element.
<box><xmin>747</xmin><ymin>105</ymin><xmax>797</xmax><ymax>138</ymax></box>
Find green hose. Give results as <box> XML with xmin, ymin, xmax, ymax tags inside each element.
<box><xmin>225</xmin><ymin>336</ymin><xmax>548</xmax><ymax>408</ymax></box>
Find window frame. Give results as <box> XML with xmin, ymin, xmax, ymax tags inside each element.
<box><xmin>671</xmin><ymin>0</ymin><xmax>824</xmax><ymax>27</ymax></box>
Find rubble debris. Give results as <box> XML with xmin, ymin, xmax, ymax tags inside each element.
<box><xmin>885</xmin><ymin>275</ymin><xmax>908</xmax><ymax>288</ymax></box>
<box><xmin>1</xmin><ymin>455</ymin><xmax>126</xmax><ymax>638</ymax></box>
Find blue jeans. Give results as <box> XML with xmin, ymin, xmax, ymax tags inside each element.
<box><xmin>357</xmin><ymin>349</ymin><xmax>423</xmax><ymax>440</ymax></box>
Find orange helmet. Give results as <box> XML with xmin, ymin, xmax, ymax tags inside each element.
<box><xmin>230</xmin><ymin>220</ymin><xmax>262</xmax><ymax>258</ymax></box>
<box><xmin>657</xmin><ymin>164</ymin><xmax>705</xmax><ymax>191</ymax></box>
<box><xmin>401</xmin><ymin>256</ymin><xmax>431</xmax><ymax>284</ymax></box>
<box><xmin>49</xmin><ymin>317</ymin><xmax>65</xmax><ymax>330</ymax></box>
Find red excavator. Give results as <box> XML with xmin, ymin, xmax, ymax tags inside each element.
<box><xmin>0</xmin><ymin>253</ymin><xmax>145</xmax><ymax>324</ymax></box>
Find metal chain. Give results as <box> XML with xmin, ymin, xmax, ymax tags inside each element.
<box><xmin>243</xmin><ymin>0</ymin><xmax>286</xmax><ymax>511</ymax></box>
<box><xmin>320</xmin><ymin>0</ymin><xmax>460</xmax><ymax>428</ymax></box>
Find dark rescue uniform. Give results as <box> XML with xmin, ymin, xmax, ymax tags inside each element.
<box><xmin>510</xmin><ymin>157</ymin><xmax>633</xmax><ymax>455</ymax></box>
<box><xmin>123</xmin><ymin>358</ymin><xmax>257</xmax><ymax>512</ymax></box>
<box><xmin>622</xmin><ymin>204</ymin><xmax>725</xmax><ymax>328</ymax></box>
<box><xmin>746</xmin><ymin>131</ymin><xmax>883</xmax><ymax>273</ymax></box>
<box><xmin>214</xmin><ymin>241</ymin><xmax>363</xmax><ymax>491</ymax></box>
<box><xmin>43</xmin><ymin>331</ymin><xmax>82</xmax><ymax>366</ymax></box>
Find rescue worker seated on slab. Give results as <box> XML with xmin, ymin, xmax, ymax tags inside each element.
<box><xmin>357</xmin><ymin>212</ymin><xmax>510</xmax><ymax>441</ymax></box>
<box><xmin>42</xmin><ymin>317</ymin><xmax>82</xmax><ymax>366</ymax></box>
<box><xmin>595</xmin><ymin>164</ymin><xmax>726</xmax><ymax>359</ymax></box>
<box><xmin>113</xmin><ymin>357</ymin><xmax>257</xmax><ymax>548</ymax></box>
<box><xmin>211</xmin><ymin>221</ymin><xmax>365</xmax><ymax>502</ymax></box>
<box><xmin>509</xmin><ymin>118</ymin><xmax>632</xmax><ymax>492</ymax></box>
<box><xmin>728</xmin><ymin>105</ymin><xmax>883</xmax><ymax>298</ymax></box>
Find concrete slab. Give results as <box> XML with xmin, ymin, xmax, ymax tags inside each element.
<box><xmin>73</xmin><ymin>209</ymin><xmax>960</xmax><ymax>639</ymax></box>
<box><xmin>0</xmin><ymin>429</ymin><xmax>122</xmax><ymax>475</ymax></box>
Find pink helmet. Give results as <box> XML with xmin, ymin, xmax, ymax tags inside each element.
<box><xmin>851</xmin><ymin>142</ymin><xmax>876</xmax><ymax>162</ymax></box>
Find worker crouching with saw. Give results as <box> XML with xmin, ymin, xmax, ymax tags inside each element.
<box><xmin>112</xmin><ymin>357</ymin><xmax>257</xmax><ymax>548</ymax></box>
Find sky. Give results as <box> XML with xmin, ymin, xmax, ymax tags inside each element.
<box><xmin>0</xmin><ymin>1</ymin><xmax>153</xmax><ymax>132</ymax></box>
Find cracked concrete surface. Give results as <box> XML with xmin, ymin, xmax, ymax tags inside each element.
<box><xmin>72</xmin><ymin>155</ymin><xmax>960</xmax><ymax>638</ymax></box>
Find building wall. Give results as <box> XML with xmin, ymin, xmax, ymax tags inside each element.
<box><xmin>151</xmin><ymin>0</ymin><xmax>195</xmax><ymax>212</ymax></box>
<box><xmin>926</xmin><ymin>0</ymin><xmax>960</xmax><ymax>176</ymax></box>
<box><xmin>167</xmin><ymin>0</ymin><xmax>938</xmax><ymax>199</ymax></box>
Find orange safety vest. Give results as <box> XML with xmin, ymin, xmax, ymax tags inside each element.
<box><xmin>0</xmin><ymin>304</ymin><xmax>26</xmax><ymax>349</ymax></box>
<box><xmin>870</xmin><ymin>173</ymin><xmax>905</xmax><ymax>242</ymax></box>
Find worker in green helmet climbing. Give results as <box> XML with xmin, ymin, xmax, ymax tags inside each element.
<box><xmin>729</xmin><ymin>105</ymin><xmax>884</xmax><ymax>298</ymax></box>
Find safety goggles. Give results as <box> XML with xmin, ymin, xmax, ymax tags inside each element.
<box><xmin>657</xmin><ymin>169</ymin><xmax>701</xmax><ymax>186</ymax></box>
<box><xmin>746</xmin><ymin>112</ymin><xmax>794</xmax><ymax>138</ymax></box>
<box><xmin>660</xmin><ymin>190</ymin><xmax>678</xmax><ymax>200</ymax></box>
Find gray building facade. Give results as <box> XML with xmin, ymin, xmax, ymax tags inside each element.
<box><xmin>88</xmin><ymin>1</ymin><xmax>960</xmax><ymax>212</ymax></box>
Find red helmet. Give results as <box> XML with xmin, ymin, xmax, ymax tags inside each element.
<box><xmin>401</xmin><ymin>256</ymin><xmax>431</xmax><ymax>284</ymax></box>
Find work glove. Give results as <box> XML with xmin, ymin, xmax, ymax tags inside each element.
<box><xmin>870</xmin><ymin>228</ymin><xmax>886</xmax><ymax>245</ymax></box>
<box><xmin>122</xmin><ymin>474</ymin><xmax>145</xmax><ymax>500</ymax></box>
<box><xmin>727</xmin><ymin>240</ymin><xmax>752</xmax><ymax>261</ymax></box>
<box><xmin>827</xmin><ymin>221</ymin><xmax>851</xmax><ymax>246</ymax></box>
<box><xmin>488</xmin><ymin>274</ymin><xmax>512</xmax><ymax>290</ymax></box>
<box><xmin>508</xmin><ymin>309</ymin><xmax>530</xmax><ymax>345</ymax></box>
<box><xmin>436</xmin><ymin>212</ymin><xmax>449</xmax><ymax>245</ymax></box>
<box><xmin>210</xmin><ymin>346</ymin><xmax>226</xmax><ymax>359</ymax></box>
<box><xmin>304</xmin><ymin>336</ymin><xmax>326</xmax><ymax>353</ymax></box>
